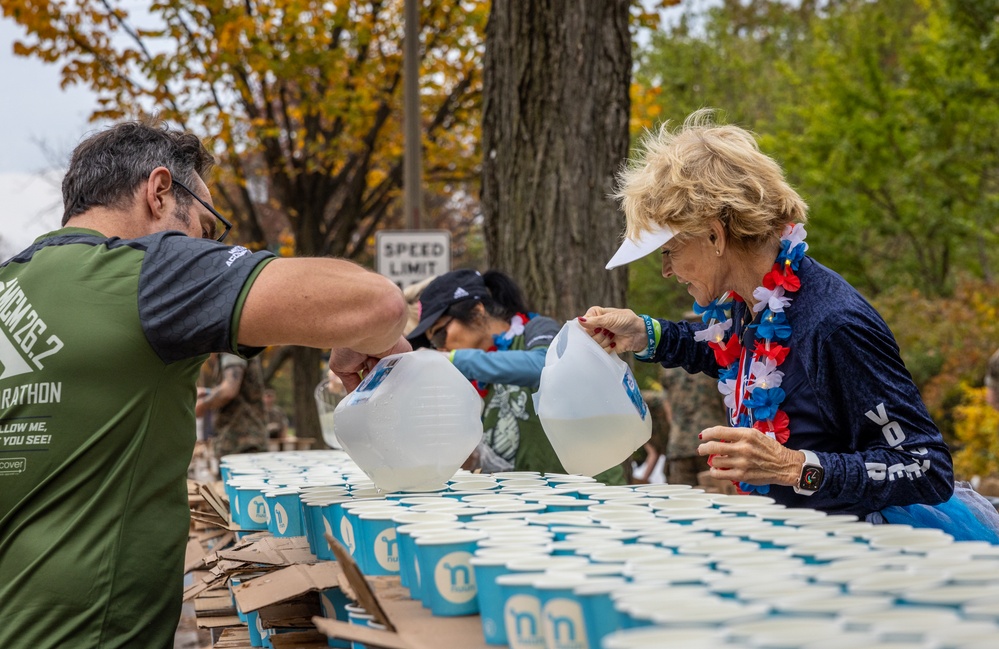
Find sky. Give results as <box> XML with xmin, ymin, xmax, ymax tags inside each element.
<box><xmin>0</xmin><ymin>19</ymin><xmax>96</xmax><ymax>258</ymax></box>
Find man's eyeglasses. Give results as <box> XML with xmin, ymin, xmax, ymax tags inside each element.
<box><xmin>172</xmin><ymin>177</ymin><xmax>233</xmax><ymax>243</ymax></box>
<box><xmin>428</xmin><ymin>317</ymin><xmax>454</xmax><ymax>350</ymax></box>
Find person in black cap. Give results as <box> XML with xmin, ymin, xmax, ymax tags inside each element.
<box><xmin>409</xmin><ymin>269</ymin><xmax>626</xmax><ymax>483</ymax></box>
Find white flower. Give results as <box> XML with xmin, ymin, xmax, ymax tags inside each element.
<box><xmin>748</xmin><ymin>358</ymin><xmax>783</xmax><ymax>391</ymax></box>
<box><xmin>752</xmin><ymin>286</ymin><xmax>791</xmax><ymax>314</ymax></box>
<box><xmin>783</xmin><ymin>223</ymin><xmax>808</xmax><ymax>248</ymax></box>
<box><xmin>694</xmin><ymin>318</ymin><xmax>733</xmax><ymax>343</ymax></box>
<box><xmin>718</xmin><ymin>377</ymin><xmax>739</xmax><ymax>410</ymax></box>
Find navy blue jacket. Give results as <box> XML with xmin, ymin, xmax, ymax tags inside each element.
<box><xmin>647</xmin><ymin>256</ymin><xmax>954</xmax><ymax>516</ymax></box>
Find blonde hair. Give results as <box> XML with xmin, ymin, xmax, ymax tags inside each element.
<box><xmin>615</xmin><ymin>109</ymin><xmax>807</xmax><ymax>248</ymax></box>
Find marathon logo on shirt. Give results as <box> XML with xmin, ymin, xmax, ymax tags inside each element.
<box><xmin>863</xmin><ymin>401</ymin><xmax>931</xmax><ymax>482</ymax></box>
<box><xmin>0</xmin><ymin>278</ymin><xmax>65</xmax><ymax>380</ymax></box>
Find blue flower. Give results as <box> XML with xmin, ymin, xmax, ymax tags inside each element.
<box><xmin>693</xmin><ymin>296</ymin><xmax>734</xmax><ymax>324</ymax></box>
<box><xmin>492</xmin><ymin>333</ymin><xmax>514</xmax><ymax>351</ymax></box>
<box><xmin>743</xmin><ymin>386</ymin><xmax>786</xmax><ymax>421</ymax></box>
<box><xmin>754</xmin><ymin>309</ymin><xmax>792</xmax><ymax>341</ymax></box>
<box><xmin>718</xmin><ymin>364</ymin><xmax>739</xmax><ymax>382</ymax></box>
<box><xmin>737</xmin><ymin>413</ymin><xmax>754</xmax><ymax>428</ymax></box>
<box><xmin>776</xmin><ymin>239</ymin><xmax>807</xmax><ymax>271</ymax></box>
<box><xmin>740</xmin><ymin>481</ymin><xmax>771</xmax><ymax>495</ymax></box>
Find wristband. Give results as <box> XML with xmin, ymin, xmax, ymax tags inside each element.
<box><xmin>634</xmin><ymin>315</ymin><xmax>660</xmax><ymax>360</ymax></box>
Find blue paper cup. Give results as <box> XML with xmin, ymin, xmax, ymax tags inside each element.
<box><xmin>469</xmin><ymin>549</ymin><xmax>553</xmax><ymax>646</ymax></box>
<box><xmin>345</xmin><ymin>603</ymin><xmax>374</xmax><ymax>649</ymax></box>
<box><xmin>246</xmin><ymin>609</ymin><xmax>266</xmax><ymax>647</ymax></box>
<box><xmin>534</xmin><ymin>574</ymin><xmax>589</xmax><ymax>649</ymax></box>
<box><xmin>229</xmin><ymin>575</ymin><xmax>246</xmax><ymax>623</ymax></box>
<box><xmin>413</xmin><ymin>529</ymin><xmax>487</xmax><ymax>616</ymax></box>
<box><xmin>396</xmin><ymin>522</ymin><xmax>465</xmax><ymax>598</ymax></box>
<box><xmin>319</xmin><ymin>587</ymin><xmax>352</xmax><ymax>648</ymax></box>
<box><xmin>263</xmin><ymin>487</ymin><xmax>304</xmax><ymax>537</ymax></box>
<box><xmin>317</xmin><ymin>496</ymin><xmax>354</xmax><ymax>560</ymax></box>
<box><xmin>338</xmin><ymin>499</ymin><xmax>395</xmax><ymax>558</ymax></box>
<box><xmin>356</xmin><ymin>509</ymin><xmax>405</xmax><ymax>575</ymax></box>
<box><xmin>573</xmin><ymin>577</ymin><xmax>628</xmax><ymax>648</ymax></box>
<box><xmin>235</xmin><ymin>483</ymin><xmax>271</xmax><ymax>531</ymax></box>
<box><xmin>496</xmin><ymin>571</ymin><xmax>548</xmax><ymax>649</ymax></box>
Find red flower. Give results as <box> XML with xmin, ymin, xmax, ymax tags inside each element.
<box><xmin>763</xmin><ymin>263</ymin><xmax>801</xmax><ymax>292</ymax></box>
<box><xmin>753</xmin><ymin>341</ymin><xmax>790</xmax><ymax>364</ymax></box>
<box><xmin>754</xmin><ymin>410</ymin><xmax>790</xmax><ymax>444</ymax></box>
<box><xmin>708</xmin><ymin>333</ymin><xmax>743</xmax><ymax>367</ymax></box>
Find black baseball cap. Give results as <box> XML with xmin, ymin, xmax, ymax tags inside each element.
<box><xmin>407</xmin><ymin>269</ymin><xmax>489</xmax><ymax>344</ymax></box>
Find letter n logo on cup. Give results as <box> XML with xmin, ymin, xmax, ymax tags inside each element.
<box><xmin>374</xmin><ymin>528</ymin><xmax>400</xmax><ymax>572</ymax></box>
<box><xmin>434</xmin><ymin>551</ymin><xmax>477</xmax><ymax>603</ymax></box>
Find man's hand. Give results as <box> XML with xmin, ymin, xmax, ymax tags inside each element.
<box><xmin>329</xmin><ymin>336</ymin><xmax>413</xmax><ymax>392</ymax></box>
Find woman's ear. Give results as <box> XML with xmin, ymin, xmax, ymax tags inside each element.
<box><xmin>709</xmin><ymin>219</ymin><xmax>727</xmax><ymax>255</ymax></box>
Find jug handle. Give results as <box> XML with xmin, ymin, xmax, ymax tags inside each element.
<box><xmin>566</xmin><ymin>318</ymin><xmax>627</xmax><ymax>373</ymax></box>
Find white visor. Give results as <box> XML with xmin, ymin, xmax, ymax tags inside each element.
<box><xmin>605</xmin><ymin>224</ymin><xmax>677</xmax><ymax>269</ymax></box>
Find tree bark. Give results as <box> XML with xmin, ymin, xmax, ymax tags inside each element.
<box><xmin>290</xmin><ymin>346</ymin><xmax>324</xmax><ymax>444</ymax></box>
<box><xmin>482</xmin><ymin>0</ymin><xmax>632</xmax><ymax>321</ymax></box>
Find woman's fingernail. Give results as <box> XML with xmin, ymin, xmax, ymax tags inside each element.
<box><xmin>578</xmin><ymin>317</ymin><xmax>586</xmax><ymax>322</ymax></box>
<box><xmin>698</xmin><ymin>433</ymin><xmax>702</xmax><ymax>439</ymax></box>
<box><xmin>594</xmin><ymin>328</ymin><xmax>602</xmax><ymax>334</ymax></box>
<box><xmin>610</xmin><ymin>342</ymin><xmax>616</xmax><ymax>348</ymax></box>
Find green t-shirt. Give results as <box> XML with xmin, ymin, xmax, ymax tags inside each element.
<box><xmin>0</xmin><ymin>228</ymin><xmax>274</xmax><ymax>649</ymax></box>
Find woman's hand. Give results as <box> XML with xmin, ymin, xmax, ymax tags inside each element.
<box><xmin>697</xmin><ymin>426</ymin><xmax>804</xmax><ymax>487</ymax></box>
<box><xmin>577</xmin><ymin>306</ymin><xmax>648</xmax><ymax>354</ymax></box>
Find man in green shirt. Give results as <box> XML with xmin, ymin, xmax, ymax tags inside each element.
<box><xmin>0</xmin><ymin>122</ymin><xmax>410</xmax><ymax>649</ymax></box>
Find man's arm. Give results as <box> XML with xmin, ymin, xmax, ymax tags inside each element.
<box><xmin>194</xmin><ymin>364</ymin><xmax>243</xmax><ymax>418</ymax></box>
<box><xmin>237</xmin><ymin>258</ymin><xmax>408</xmax><ymax>354</ymax></box>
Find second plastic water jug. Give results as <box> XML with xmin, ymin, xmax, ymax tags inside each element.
<box><xmin>534</xmin><ymin>319</ymin><xmax>652</xmax><ymax>476</ymax></box>
<box><xmin>332</xmin><ymin>349</ymin><xmax>483</xmax><ymax>492</ymax></box>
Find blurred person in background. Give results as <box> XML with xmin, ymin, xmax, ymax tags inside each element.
<box><xmin>196</xmin><ymin>352</ymin><xmax>268</xmax><ymax>457</ymax></box>
<box><xmin>658</xmin><ymin>314</ymin><xmax>727</xmax><ymax>486</ymax></box>
<box><xmin>986</xmin><ymin>348</ymin><xmax>999</xmax><ymax>412</ymax></box>
<box><xmin>579</xmin><ymin>109</ymin><xmax>999</xmax><ymax>540</ymax></box>
<box><xmin>407</xmin><ymin>269</ymin><xmax>626</xmax><ymax>484</ymax></box>
<box><xmin>263</xmin><ymin>388</ymin><xmax>290</xmax><ymax>441</ymax></box>
<box><xmin>0</xmin><ymin>121</ymin><xmax>409</xmax><ymax>649</ymax></box>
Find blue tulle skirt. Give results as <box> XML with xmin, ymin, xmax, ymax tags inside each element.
<box><xmin>876</xmin><ymin>482</ymin><xmax>999</xmax><ymax>544</ymax></box>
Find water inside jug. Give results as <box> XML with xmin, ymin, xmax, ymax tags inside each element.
<box><xmin>535</xmin><ymin>320</ymin><xmax>652</xmax><ymax>476</ymax></box>
<box><xmin>333</xmin><ymin>349</ymin><xmax>483</xmax><ymax>492</ymax></box>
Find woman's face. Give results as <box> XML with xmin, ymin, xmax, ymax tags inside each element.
<box><xmin>661</xmin><ymin>233</ymin><xmax>723</xmax><ymax>306</ymax></box>
<box><xmin>427</xmin><ymin>306</ymin><xmax>490</xmax><ymax>351</ymax></box>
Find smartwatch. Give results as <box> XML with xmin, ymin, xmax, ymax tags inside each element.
<box><xmin>793</xmin><ymin>449</ymin><xmax>824</xmax><ymax>496</ymax></box>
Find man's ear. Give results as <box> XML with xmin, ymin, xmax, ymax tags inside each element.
<box><xmin>145</xmin><ymin>167</ymin><xmax>174</xmax><ymax>222</ymax></box>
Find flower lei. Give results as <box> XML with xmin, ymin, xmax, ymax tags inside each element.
<box><xmin>693</xmin><ymin>224</ymin><xmax>808</xmax><ymax>494</ymax></box>
<box><xmin>468</xmin><ymin>313</ymin><xmax>532</xmax><ymax>397</ymax></box>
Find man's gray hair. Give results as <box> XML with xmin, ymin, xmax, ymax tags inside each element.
<box><xmin>61</xmin><ymin>121</ymin><xmax>215</xmax><ymax>225</ymax></box>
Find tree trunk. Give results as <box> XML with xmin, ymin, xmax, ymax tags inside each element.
<box><xmin>481</xmin><ymin>0</ymin><xmax>632</xmax><ymax>321</ymax></box>
<box><xmin>290</xmin><ymin>340</ymin><xmax>324</xmax><ymax>445</ymax></box>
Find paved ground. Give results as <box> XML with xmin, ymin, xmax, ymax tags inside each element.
<box><xmin>174</xmin><ymin>600</ymin><xmax>212</xmax><ymax>649</ymax></box>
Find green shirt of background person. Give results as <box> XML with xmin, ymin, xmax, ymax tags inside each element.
<box><xmin>0</xmin><ymin>122</ymin><xmax>411</xmax><ymax>649</ymax></box>
<box><xmin>406</xmin><ymin>269</ymin><xmax>626</xmax><ymax>484</ymax></box>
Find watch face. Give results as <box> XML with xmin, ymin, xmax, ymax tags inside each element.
<box><xmin>800</xmin><ymin>466</ymin><xmax>824</xmax><ymax>491</ymax></box>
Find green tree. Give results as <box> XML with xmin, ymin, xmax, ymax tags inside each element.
<box><xmin>3</xmin><ymin>0</ymin><xmax>486</xmax><ymax>440</ymax></box>
<box><xmin>633</xmin><ymin>0</ymin><xmax>999</xmax><ymax>298</ymax></box>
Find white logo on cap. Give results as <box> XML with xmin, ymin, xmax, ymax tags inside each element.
<box><xmin>453</xmin><ymin>287</ymin><xmax>469</xmax><ymax>299</ymax></box>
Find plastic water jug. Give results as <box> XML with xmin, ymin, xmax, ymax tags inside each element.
<box><xmin>534</xmin><ymin>319</ymin><xmax>652</xmax><ymax>476</ymax></box>
<box><xmin>333</xmin><ymin>349</ymin><xmax>483</xmax><ymax>492</ymax></box>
